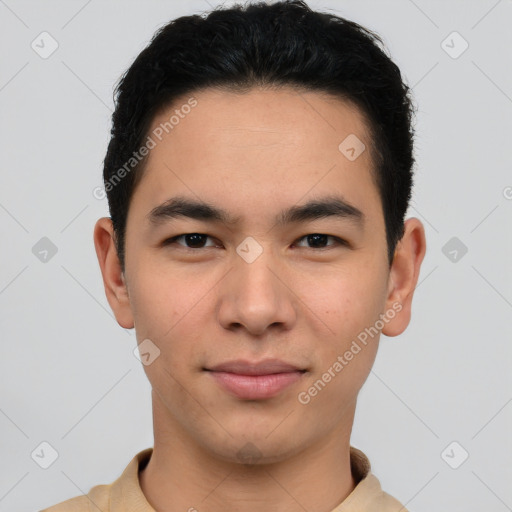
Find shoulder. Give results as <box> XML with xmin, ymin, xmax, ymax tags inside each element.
<box><xmin>39</xmin><ymin>483</ymin><xmax>110</xmax><ymax>512</ymax></box>
<box><xmin>358</xmin><ymin>473</ymin><xmax>409</xmax><ymax>512</ymax></box>
<box><xmin>373</xmin><ymin>486</ymin><xmax>409</xmax><ymax>512</ymax></box>
<box><xmin>345</xmin><ymin>447</ymin><xmax>409</xmax><ymax>512</ymax></box>
<box><xmin>38</xmin><ymin>448</ymin><xmax>152</xmax><ymax>512</ymax></box>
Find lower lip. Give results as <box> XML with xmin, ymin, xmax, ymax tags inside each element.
<box><xmin>207</xmin><ymin>371</ymin><xmax>304</xmax><ymax>400</ymax></box>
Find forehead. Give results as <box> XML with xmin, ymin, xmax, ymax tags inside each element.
<box><xmin>148</xmin><ymin>86</ymin><xmax>372</xmax><ymax>158</ymax></box>
<box><xmin>129</xmin><ymin>86</ymin><xmax>381</xmax><ymax>228</ymax></box>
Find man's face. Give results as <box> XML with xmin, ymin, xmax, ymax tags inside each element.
<box><xmin>121</xmin><ymin>87</ymin><xmax>395</xmax><ymax>462</ymax></box>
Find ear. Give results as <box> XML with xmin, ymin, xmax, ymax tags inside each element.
<box><xmin>93</xmin><ymin>217</ymin><xmax>134</xmax><ymax>329</ymax></box>
<box><xmin>382</xmin><ymin>217</ymin><xmax>426</xmax><ymax>337</ymax></box>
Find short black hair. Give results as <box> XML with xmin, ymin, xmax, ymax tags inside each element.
<box><xmin>103</xmin><ymin>0</ymin><xmax>416</xmax><ymax>272</ymax></box>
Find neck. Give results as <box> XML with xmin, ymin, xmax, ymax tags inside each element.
<box><xmin>139</xmin><ymin>392</ymin><xmax>358</xmax><ymax>512</ymax></box>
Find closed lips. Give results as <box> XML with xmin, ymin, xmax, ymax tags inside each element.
<box><xmin>204</xmin><ymin>359</ymin><xmax>307</xmax><ymax>375</ymax></box>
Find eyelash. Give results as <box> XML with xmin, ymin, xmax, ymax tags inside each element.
<box><xmin>162</xmin><ymin>233</ymin><xmax>348</xmax><ymax>251</ymax></box>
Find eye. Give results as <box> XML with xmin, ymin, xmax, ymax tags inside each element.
<box><xmin>162</xmin><ymin>233</ymin><xmax>348</xmax><ymax>251</ymax></box>
<box><xmin>294</xmin><ymin>233</ymin><xmax>347</xmax><ymax>250</ymax></box>
<box><xmin>163</xmin><ymin>233</ymin><xmax>218</xmax><ymax>250</ymax></box>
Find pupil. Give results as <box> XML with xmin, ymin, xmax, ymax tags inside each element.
<box><xmin>308</xmin><ymin>234</ymin><xmax>327</xmax><ymax>248</ymax></box>
<box><xmin>186</xmin><ymin>233</ymin><xmax>205</xmax><ymax>248</ymax></box>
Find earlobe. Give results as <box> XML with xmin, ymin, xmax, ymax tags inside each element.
<box><xmin>93</xmin><ymin>217</ymin><xmax>134</xmax><ymax>329</ymax></box>
<box><xmin>382</xmin><ymin>217</ymin><xmax>426</xmax><ymax>337</ymax></box>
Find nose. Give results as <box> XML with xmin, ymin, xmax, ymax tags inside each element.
<box><xmin>217</xmin><ymin>251</ymin><xmax>297</xmax><ymax>337</ymax></box>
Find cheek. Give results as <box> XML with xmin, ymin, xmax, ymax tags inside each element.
<box><xmin>314</xmin><ymin>267</ymin><xmax>387</xmax><ymax>335</ymax></box>
<box><xmin>128</xmin><ymin>267</ymin><xmax>212</xmax><ymax>372</ymax></box>
<box><xmin>299</xmin><ymin>276</ymin><xmax>385</xmax><ymax>407</ymax></box>
<box><xmin>307</xmin><ymin>269</ymin><xmax>387</xmax><ymax>388</ymax></box>
<box><xmin>128</xmin><ymin>264</ymin><xmax>196</xmax><ymax>339</ymax></box>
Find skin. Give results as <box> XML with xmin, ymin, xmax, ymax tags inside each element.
<box><xmin>94</xmin><ymin>86</ymin><xmax>426</xmax><ymax>512</ymax></box>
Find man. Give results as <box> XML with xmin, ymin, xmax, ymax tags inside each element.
<box><xmin>41</xmin><ymin>1</ymin><xmax>426</xmax><ymax>510</ymax></box>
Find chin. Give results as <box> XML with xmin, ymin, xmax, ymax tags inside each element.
<box><xmin>201</xmin><ymin>430</ymin><xmax>304</xmax><ymax>466</ymax></box>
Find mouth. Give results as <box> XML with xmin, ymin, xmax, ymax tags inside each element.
<box><xmin>203</xmin><ymin>359</ymin><xmax>307</xmax><ymax>400</ymax></box>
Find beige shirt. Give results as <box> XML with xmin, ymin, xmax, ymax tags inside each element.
<box><xmin>40</xmin><ymin>446</ymin><xmax>408</xmax><ymax>512</ymax></box>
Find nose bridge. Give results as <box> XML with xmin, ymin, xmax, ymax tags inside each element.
<box><xmin>217</xmin><ymin>242</ymin><xmax>296</xmax><ymax>334</ymax></box>
<box><xmin>238</xmin><ymin>249</ymin><xmax>279</xmax><ymax>300</ymax></box>
<box><xmin>235</xmin><ymin>244</ymin><xmax>283</xmax><ymax>310</ymax></box>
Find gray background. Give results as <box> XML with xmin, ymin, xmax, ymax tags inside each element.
<box><xmin>1</xmin><ymin>0</ymin><xmax>511</xmax><ymax>510</ymax></box>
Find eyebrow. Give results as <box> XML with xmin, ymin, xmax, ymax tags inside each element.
<box><xmin>147</xmin><ymin>194</ymin><xmax>364</xmax><ymax>228</ymax></box>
